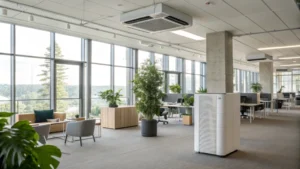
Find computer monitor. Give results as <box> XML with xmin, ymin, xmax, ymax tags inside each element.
<box><xmin>177</xmin><ymin>98</ymin><xmax>184</xmax><ymax>104</ymax></box>
<box><xmin>240</xmin><ymin>96</ymin><xmax>247</xmax><ymax>103</ymax></box>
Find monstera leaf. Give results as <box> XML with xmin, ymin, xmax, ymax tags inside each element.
<box><xmin>0</xmin><ymin>112</ymin><xmax>62</xmax><ymax>169</ymax></box>
<box><xmin>34</xmin><ymin>145</ymin><xmax>61</xmax><ymax>169</ymax></box>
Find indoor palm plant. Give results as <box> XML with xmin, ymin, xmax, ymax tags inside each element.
<box><xmin>169</xmin><ymin>84</ymin><xmax>181</xmax><ymax>94</ymax></box>
<box><xmin>250</xmin><ymin>83</ymin><xmax>262</xmax><ymax>93</ymax></box>
<box><xmin>99</xmin><ymin>89</ymin><xmax>122</xmax><ymax>107</ymax></box>
<box><xmin>132</xmin><ymin>60</ymin><xmax>164</xmax><ymax>137</ymax></box>
<box><xmin>0</xmin><ymin>112</ymin><xmax>61</xmax><ymax>169</ymax></box>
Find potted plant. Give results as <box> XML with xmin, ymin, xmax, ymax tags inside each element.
<box><xmin>197</xmin><ymin>87</ymin><xmax>207</xmax><ymax>93</ymax></box>
<box><xmin>250</xmin><ymin>83</ymin><xmax>262</xmax><ymax>93</ymax></box>
<box><xmin>182</xmin><ymin>95</ymin><xmax>194</xmax><ymax>125</ymax></box>
<box><xmin>75</xmin><ymin>114</ymin><xmax>80</xmax><ymax>118</ymax></box>
<box><xmin>132</xmin><ymin>60</ymin><xmax>164</xmax><ymax>137</ymax></box>
<box><xmin>99</xmin><ymin>89</ymin><xmax>122</xmax><ymax>107</ymax></box>
<box><xmin>277</xmin><ymin>85</ymin><xmax>285</xmax><ymax>93</ymax></box>
<box><xmin>0</xmin><ymin>112</ymin><xmax>61</xmax><ymax>169</ymax></box>
<box><xmin>169</xmin><ymin>84</ymin><xmax>181</xmax><ymax>93</ymax></box>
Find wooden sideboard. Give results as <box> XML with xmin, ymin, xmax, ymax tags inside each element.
<box><xmin>100</xmin><ymin>106</ymin><xmax>138</xmax><ymax>129</ymax></box>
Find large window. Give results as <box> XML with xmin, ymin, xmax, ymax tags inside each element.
<box><xmin>16</xmin><ymin>26</ymin><xmax>50</xmax><ymax>57</ymax></box>
<box><xmin>16</xmin><ymin>57</ymin><xmax>50</xmax><ymax>113</ymax></box>
<box><xmin>169</xmin><ymin>56</ymin><xmax>177</xmax><ymax>71</ymax></box>
<box><xmin>138</xmin><ymin>50</ymin><xmax>150</xmax><ymax>68</ymax></box>
<box><xmin>55</xmin><ymin>34</ymin><xmax>81</xmax><ymax>61</ymax></box>
<box><xmin>91</xmin><ymin>65</ymin><xmax>111</xmax><ymax>117</ymax></box>
<box><xmin>154</xmin><ymin>53</ymin><xmax>163</xmax><ymax>70</ymax></box>
<box><xmin>0</xmin><ymin>23</ymin><xmax>10</xmax><ymax>53</ymax></box>
<box><xmin>0</xmin><ymin>55</ymin><xmax>11</xmax><ymax>113</ymax></box>
<box><xmin>115</xmin><ymin>45</ymin><xmax>130</xmax><ymax>67</ymax></box>
<box><xmin>114</xmin><ymin>67</ymin><xmax>131</xmax><ymax>105</ymax></box>
<box><xmin>92</xmin><ymin>41</ymin><xmax>111</xmax><ymax>64</ymax></box>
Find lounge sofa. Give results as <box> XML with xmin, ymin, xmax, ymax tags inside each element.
<box><xmin>16</xmin><ymin>112</ymin><xmax>66</xmax><ymax>133</ymax></box>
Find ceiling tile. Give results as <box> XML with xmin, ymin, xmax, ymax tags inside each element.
<box><xmin>275</xmin><ymin>9</ymin><xmax>300</xmax><ymax>28</ymax></box>
<box><xmin>200</xmin><ymin>20</ymin><xmax>241</xmax><ymax>34</ymax></box>
<box><xmin>10</xmin><ymin>0</ymin><xmax>44</xmax><ymax>6</ymax></box>
<box><xmin>224</xmin><ymin>0</ymin><xmax>269</xmax><ymax>15</ymax></box>
<box><xmin>224</xmin><ymin>15</ymin><xmax>264</xmax><ymax>33</ymax></box>
<box><xmin>75</xmin><ymin>1</ymin><xmax>121</xmax><ymax>16</ymax></box>
<box><xmin>124</xmin><ymin>0</ymin><xmax>170</xmax><ymax>6</ymax></box>
<box><xmin>247</xmin><ymin>11</ymin><xmax>288</xmax><ymax>31</ymax></box>
<box><xmin>89</xmin><ymin>0</ymin><xmax>141</xmax><ymax>12</ymax></box>
<box><xmin>263</xmin><ymin>0</ymin><xmax>299</xmax><ymax>12</ymax></box>
<box><xmin>270</xmin><ymin>30</ymin><xmax>300</xmax><ymax>45</ymax></box>
<box><xmin>185</xmin><ymin>0</ymin><xmax>242</xmax><ymax>20</ymax></box>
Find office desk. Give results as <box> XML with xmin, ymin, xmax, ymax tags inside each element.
<box><xmin>162</xmin><ymin>104</ymin><xmax>194</xmax><ymax>123</ymax></box>
<box><xmin>240</xmin><ymin>103</ymin><xmax>263</xmax><ymax>123</ymax></box>
<box><xmin>260</xmin><ymin>100</ymin><xmax>273</xmax><ymax>117</ymax></box>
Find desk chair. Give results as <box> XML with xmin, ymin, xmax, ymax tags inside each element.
<box><xmin>157</xmin><ymin>108</ymin><xmax>168</xmax><ymax>125</ymax></box>
<box><xmin>240</xmin><ymin>96</ymin><xmax>249</xmax><ymax>118</ymax></box>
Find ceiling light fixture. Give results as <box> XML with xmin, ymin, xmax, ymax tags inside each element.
<box><xmin>2</xmin><ymin>8</ymin><xmax>7</xmax><ymax>16</ymax></box>
<box><xmin>258</xmin><ymin>45</ymin><xmax>300</xmax><ymax>51</ymax></box>
<box><xmin>280</xmin><ymin>64</ymin><xmax>300</xmax><ymax>67</ymax></box>
<box><xmin>28</xmin><ymin>14</ymin><xmax>34</xmax><ymax>21</ymax></box>
<box><xmin>171</xmin><ymin>30</ymin><xmax>205</xmax><ymax>41</ymax></box>
<box><xmin>67</xmin><ymin>23</ymin><xmax>71</xmax><ymax>29</ymax></box>
<box><xmin>278</xmin><ymin>56</ymin><xmax>300</xmax><ymax>60</ymax></box>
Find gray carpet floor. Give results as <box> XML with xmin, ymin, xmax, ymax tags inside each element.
<box><xmin>49</xmin><ymin>110</ymin><xmax>300</xmax><ymax>169</ymax></box>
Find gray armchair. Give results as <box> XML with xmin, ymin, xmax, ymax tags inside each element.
<box><xmin>33</xmin><ymin>124</ymin><xmax>51</xmax><ymax>145</ymax></box>
<box><xmin>65</xmin><ymin>119</ymin><xmax>96</xmax><ymax>146</ymax></box>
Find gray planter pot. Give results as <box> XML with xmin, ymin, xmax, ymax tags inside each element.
<box><xmin>141</xmin><ymin>119</ymin><xmax>157</xmax><ymax>137</ymax></box>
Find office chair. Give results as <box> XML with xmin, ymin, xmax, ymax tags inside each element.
<box><xmin>240</xmin><ymin>96</ymin><xmax>249</xmax><ymax>118</ymax></box>
<box><xmin>157</xmin><ymin>108</ymin><xmax>169</xmax><ymax>125</ymax></box>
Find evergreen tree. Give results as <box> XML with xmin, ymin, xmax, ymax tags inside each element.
<box><xmin>38</xmin><ymin>43</ymin><xmax>68</xmax><ymax>111</ymax></box>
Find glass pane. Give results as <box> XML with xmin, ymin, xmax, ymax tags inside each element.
<box><xmin>0</xmin><ymin>23</ymin><xmax>10</xmax><ymax>53</ymax></box>
<box><xmin>91</xmin><ymin>64</ymin><xmax>111</xmax><ymax>117</ymax></box>
<box><xmin>16</xmin><ymin>57</ymin><xmax>50</xmax><ymax>113</ymax></box>
<box><xmin>55</xmin><ymin>34</ymin><xmax>81</xmax><ymax>61</ymax></box>
<box><xmin>168</xmin><ymin>73</ymin><xmax>179</xmax><ymax>93</ymax></box>
<box><xmin>115</xmin><ymin>45</ymin><xmax>129</xmax><ymax>66</ymax></box>
<box><xmin>0</xmin><ymin>55</ymin><xmax>11</xmax><ymax>115</ymax></box>
<box><xmin>155</xmin><ymin>53</ymin><xmax>163</xmax><ymax>70</ymax></box>
<box><xmin>56</xmin><ymin>64</ymin><xmax>80</xmax><ymax>118</ymax></box>
<box><xmin>16</xmin><ymin>26</ymin><xmax>50</xmax><ymax>57</ymax></box>
<box><xmin>185</xmin><ymin>60</ymin><xmax>192</xmax><ymax>73</ymax></box>
<box><xmin>195</xmin><ymin>62</ymin><xmax>200</xmax><ymax>74</ymax></box>
<box><xmin>138</xmin><ymin>50</ymin><xmax>150</xmax><ymax>68</ymax></box>
<box><xmin>114</xmin><ymin>67</ymin><xmax>130</xmax><ymax>104</ymax></box>
<box><xmin>92</xmin><ymin>41</ymin><xmax>111</xmax><ymax>64</ymax></box>
<box><xmin>185</xmin><ymin>74</ymin><xmax>192</xmax><ymax>93</ymax></box>
<box><xmin>169</xmin><ymin>56</ymin><xmax>177</xmax><ymax>71</ymax></box>
<box><xmin>195</xmin><ymin>75</ymin><xmax>201</xmax><ymax>92</ymax></box>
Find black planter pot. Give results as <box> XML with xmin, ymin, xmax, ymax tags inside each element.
<box><xmin>109</xmin><ymin>103</ymin><xmax>118</xmax><ymax>108</ymax></box>
<box><xmin>141</xmin><ymin>119</ymin><xmax>157</xmax><ymax>137</ymax></box>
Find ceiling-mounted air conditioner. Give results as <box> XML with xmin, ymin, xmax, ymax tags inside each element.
<box><xmin>120</xmin><ymin>3</ymin><xmax>192</xmax><ymax>33</ymax></box>
<box><xmin>246</xmin><ymin>53</ymin><xmax>273</xmax><ymax>62</ymax></box>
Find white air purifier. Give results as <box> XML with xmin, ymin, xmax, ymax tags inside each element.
<box><xmin>194</xmin><ymin>93</ymin><xmax>240</xmax><ymax>157</ymax></box>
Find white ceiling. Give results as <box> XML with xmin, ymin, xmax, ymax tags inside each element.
<box><xmin>0</xmin><ymin>0</ymin><xmax>300</xmax><ymax>70</ymax></box>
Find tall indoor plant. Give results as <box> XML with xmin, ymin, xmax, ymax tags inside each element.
<box><xmin>0</xmin><ymin>112</ymin><xmax>61</xmax><ymax>169</ymax></box>
<box><xmin>250</xmin><ymin>83</ymin><xmax>262</xmax><ymax>93</ymax></box>
<box><xmin>132</xmin><ymin>60</ymin><xmax>164</xmax><ymax>137</ymax></box>
<box><xmin>99</xmin><ymin>89</ymin><xmax>122</xmax><ymax>107</ymax></box>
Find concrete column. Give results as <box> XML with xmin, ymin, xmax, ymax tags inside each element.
<box><xmin>206</xmin><ymin>31</ymin><xmax>233</xmax><ymax>93</ymax></box>
<box><xmin>259</xmin><ymin>62</ymin><xmax>273</xmax><ymax>94</ymax></box>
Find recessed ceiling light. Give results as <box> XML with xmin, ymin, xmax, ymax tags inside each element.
<box><xmin>2</xmin><ymin>8</ymin><xmax>7</xmax><ymax>16</ymax></box>
<box><xmin>171</xmin><ymin>30</ymin><xmax>205</xmax><ymax>41</ymax></box>
<box><xmin>278</xmin><ymin>56</ymin><xmax>300</xmax><ymax>60</ymax></box>
<box><xmin>280</xmin><ymin>64</ymin><xmax>300</xmax><ymax>67</ymax></box>
<box><xmin>258</xmin><ymin>45</ymin><xmax>300</xmax><ymax>51</ymax></box>
<box><xmin>28</xmin><ymin>14</ymin><xmax>34</xmax><ymax>21</ymax></box>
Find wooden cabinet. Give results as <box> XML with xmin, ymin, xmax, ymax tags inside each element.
<box><xmin>101</xmin><ymin>106</ymin><xmax>138</xmax><ymax>129</ymax></box>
